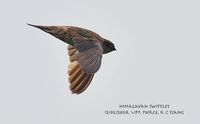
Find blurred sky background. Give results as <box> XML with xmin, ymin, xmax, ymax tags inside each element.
<box><xmin>0</xmin><ymin>0</ymin><xmax>199</xmax><ymax>123</ymax></box>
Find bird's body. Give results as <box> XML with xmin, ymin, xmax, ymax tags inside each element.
<box><xmin>64</xmin><ymin>26</ymin><xmax>103</xmax><ymax>41</ymax></box>
<box><xmin>28</xmin><ymin>24</ymin><xmax>116</xmax><ymax>94</ymax></box>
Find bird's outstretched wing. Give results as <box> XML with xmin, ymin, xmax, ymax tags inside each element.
<box><xmin>73</xmin><ymin>37</ymin><xmax>103</xmax><ymax>73</ymax></box>
<box><xmin>67</xmin><ymin>38</ymin><xmax>103</xmax><ymax>94</ymax></box>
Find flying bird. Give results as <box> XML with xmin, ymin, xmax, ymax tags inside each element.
<box><xmin>28</xmin><ymin>24</ymin><xmax>116</xmax><ymax>94</ymax></box>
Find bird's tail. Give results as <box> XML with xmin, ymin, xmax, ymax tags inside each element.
<box><xmin>68</xmin><ymin>61</ymin><xmax>94</xmax><ymax>94</ymax></box>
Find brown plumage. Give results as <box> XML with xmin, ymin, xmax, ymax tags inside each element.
<box><xmin>67</xmin><ymin>45</ymin><xmax>94</xmax><ymax>94</ymax></box>
<box><xmin>28</xmin><ymin>23</ymin><xmax>116</xmax><ymax>94</ymax></box>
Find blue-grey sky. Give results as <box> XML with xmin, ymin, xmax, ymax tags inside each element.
<box><xmin>0</xmin><ymin>0</ymin><xmax>199</xmax><ymax>124</ymax></box>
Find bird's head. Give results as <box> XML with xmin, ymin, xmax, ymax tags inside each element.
<box><xmin>102</xmin><ymin>39</ymin><xmax>116</xmax><ymax>54</ymax></box>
